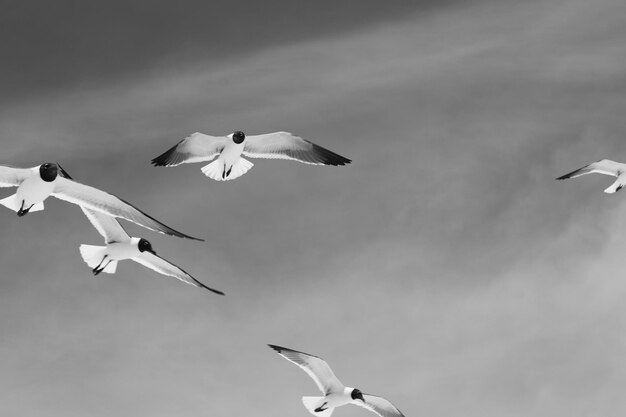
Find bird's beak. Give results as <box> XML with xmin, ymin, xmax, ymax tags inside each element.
<box><xmin>148</xmin><ymin>249</ymin><xmax>157</xmax><ymax>255</ymax></box>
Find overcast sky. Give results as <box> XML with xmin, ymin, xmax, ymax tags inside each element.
<box><xmin>1</xmin><ymin>0</ymin><xmax>626</xmax><ymax>416</ymax></box>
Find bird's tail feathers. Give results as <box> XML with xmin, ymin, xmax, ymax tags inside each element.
<box><xmin>201</xmin><ymin>158</ymin><xmax>253</xmax><ymax>181</ymax></box>
<box><xmin>302</xmin><ymin>396</ymin><xmax>333</xmax><ymax>417</ymax></box>
<box><xmin>0</xmin><ymin>194</ymin><xmax>44</xmax><ymax>213</ymax></box>
<box><xmin>102</xmin><ymin>260</ymin><xmax>118</xmax><ymax>274</ymax></box>
<box><xmin>79</xmin><ymin>245</ymin><xmax>117</xmax><ymax>274</ymax></box>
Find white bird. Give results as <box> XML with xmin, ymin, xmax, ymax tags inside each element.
<box><xmin>556</xmin><ymin>159</ymin><xmax>626</xmax><ymax>194</ymax></box>
<box><xmin>268</xmin><ymin>344</ymin><xmax>406</xmax><ymax>417</ymax></box>
<box><xmin>0</xmin><ymin>162</ymin><xmax>202</xmax><ymax>240</ymax></box>
<box><xmin>79</xmin><ymin>207</ymin><xmax>224</xmax><ymax>294</ymax></box>
<box><xmin>151</xmin><ymin>131</ymin><xmax>351</xmax><ymax>181</ymax></box>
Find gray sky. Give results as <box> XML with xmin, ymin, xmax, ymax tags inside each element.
<box><xmin>1</xmin><ymin>0</ymin><xmax>626</xmax><ymax>415</ymax></box>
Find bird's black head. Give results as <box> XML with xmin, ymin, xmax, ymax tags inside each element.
<box><xmin>232</xmin><ymin>131</ymin><xmax>245</xmax><ymax>144</ymax></box>
<box><xmin>39</xmin><ymin>163</ymin><xmax>58</xmax><ymax>182</ymax></box>
<box><xmin>138</xmin><ymin>238</ymin><xmax>156</xmax><ymax>255</ymax></box>
<box><xmin>351</xmin><ymin>388</ymin><xmax>365</xmax><ymax>402</ymax></box>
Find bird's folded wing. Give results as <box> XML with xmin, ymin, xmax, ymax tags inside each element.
<box><xmin>80</xmin><ymin>207</ymin><xmax>130</xmax><ymax>244</ymax></box>
<box><xmin>243</xmin><ymin>132</ymin><xmax>351</xmax><ymax>166</ymax></box>
<box><xmin>556</xmin><ymin>159</ymin><xmax>623</xmax><ymax>180</ymax></box>
<box><xmin>52</xmin><ymin>177</ymin><xmax>203</xmax><ymax>241</ymax></box>
<box><xmin>132</xmin><ymin>252</ymin><xmax>224</xmax><ymax>295</ymax></box>
<box><xmin>151</xmin><ymin>132</ymin><xmax>227</xmax><ymax>167</ymax></box>
<box><xmin>268</xmin><ymin>344</ymin><xmax>345</xmax><ymax>395</ymax></box>
<box><xmin>0</xmin><ymin>165</ymin><xmax>34</xmax><ymax>187</ymax></box>
<box><xmin>355</xmin><ymin>394</ymin><xmax>406</xmax><ymax>417</ymax></box>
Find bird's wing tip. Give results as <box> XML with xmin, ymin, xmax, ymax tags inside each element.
<box><xmin>208</xmin><ymin>287</ymin><xmax>225</xmax><ymax>296</ymax></box>
<box><xmin>170</xmin><ymin>232</ymin><xmax>204</xmax><ymax>241</ymax></box>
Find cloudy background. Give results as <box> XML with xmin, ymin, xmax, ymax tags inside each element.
<box><xmin>1</xmin><ymin>0</ymin><xmax>626</xmax><ymax>415</ymax></box>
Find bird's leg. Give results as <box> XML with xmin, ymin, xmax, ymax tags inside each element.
<box><xmin>226</xmin><ymin>166</ymin><xmax>233</xmax><ymax>177</ymax></box>
<box><xmin>222</xmin><ymin>164</ymin><xmax>227</xmax><ymax>179</ymax></box>
<box><xmin>17</xmin><ymin>200</ymin><xmax>31</xmax><ymax>217</ymax></box>
<box><xmin>93</xmin><ymin>255</ymin><xmax>109</xmax><ymax>276</ymax></box>
<box><xmin>314</xmin><ymin>403</ymin><xmax>328</xmax><ymax>413</ymax></box>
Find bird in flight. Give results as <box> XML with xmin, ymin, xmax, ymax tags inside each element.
<box><xmin>556</xmin><ymin>159</ymin><xmax>626</xmax><ymax>193</ymax></box>
<box><xmin>0</xmin><ymin>162</ymin><xmax>202</xmax><ymax>240</ymax></box>
<box><xmin>151</xmin><ymin>131</ymin><xmax>351</xmax><ymax>181</ymax></box>
<box><xmin>268</xmin><ymin>344</ymin><xmax>405</xmax><ymax>417</ymax></box>
<box><xmin>78</xmin><ymin>207</ymin><xmax>223</xmax><ymax>295</ymax></box>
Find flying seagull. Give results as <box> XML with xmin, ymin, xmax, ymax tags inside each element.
<box><xmin>0</xmin><ymin>162</ymin><xmax>202</xmax><ymax>240</ymax></box>
<box><xmin>79</xmin><ymin>207</ymin><xmax>223</xmax><ymax>294</ymax></box>
<box><xmin>556</xmin><ymin>159</ymin><xmax>626</xmax><ymax>194</ymax></box>
<box><xmin>151</xmin><ymin>131</ymin><xmax>351</xmax><ymax>181</ymax></box>
<box><xmin>268</xmin><ymin>344</ymin><xmax>405</xmax><ymax>417</ymax></box>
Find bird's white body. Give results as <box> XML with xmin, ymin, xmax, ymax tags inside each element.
<box><xmin>302</xmin><ymin>387</ymin><xmax>358</xmax><ymax>417</ymax></box>
<box><xmin>100</xmin><ymin>237</ymin><xmax>141</xmax><ymax>261</ymax></box>
<box><xmin>219</xmin><ymin>139</ymin><xmax>246</xmax><ymax>172</ymax></box>
<box><xmin>14</xmin><ymin>169</ymin><xmax>55</xmax><ymax>210</ymax></box>
<box><xmin>0</xmin><ymin>162</ymin><xmax>201</xmax><ymax>239</ymax></box>
<box><xmin>269</xmin><ymin>345</ymin><xmax>405</xmax><ymax>417</ymax></box>
<box><xmin>78</xmin><ymin>207</ymin><xmax>224</xmax><ymax>294</ymax></box>
<box><xmin>80</xmin><ymin>237</ymin><xmax>142</xmax><ymax>275</ymax></box>
<box><xmin>200</xmin><ymin>138</ymin><xmax>253</xmax><ymax>181</ymax></box>
<box><xmin>556</xmin><ymin>159</ymin><xmax>626</xmax><ymax>194</ymax></box>
<box><xmin>151</xmin><ymin>130</ymin><xmax>351</xmax><ymax>181</ymax></box>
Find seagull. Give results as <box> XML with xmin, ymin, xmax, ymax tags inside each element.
<box><xmin>556</xmin><ymin>159</ymin><xmax>626</xmax><ymax>193</ymax></box>
<box><xmin>268</xmin><ymin>344</ymin><xmax>406</xmax><ymax>417</ymax></box>
<box><xmin>0</xmin><ymin>162</ymin><xmax>202</xmax><ymax>240</ymax></box>
<box><xmin>151</xmin><ymin>131</ymin><xmax>351</xmax><ymax>181</ymax></box>
<box><xmin>79</xmin><ymin>207</ymin><xmax>224</xmax><ymax>294</ymax></box>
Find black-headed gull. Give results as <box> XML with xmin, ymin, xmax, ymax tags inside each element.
<box><xmin>556</xmin><ymin>159</ymin><xmax>626</xmax><ymax>194</ymax></box>
<box><xmin>79</xmin><ymin>207</ymin><xmax>223</xmax><ymax>294</ymax></box>
<box><xmin>268</xmin><ymin>344</ymin><xmax>405</xmax><ymax>417</ymax></box>
<box><xmin>151</xmin><ymin>131</ymin><xmax>351</xmax><ymax>181</ymax></box>
<box><xmin>0</xmin><ymin>162</ymin><xmax>202</xmax><ymax>240</ymax></box>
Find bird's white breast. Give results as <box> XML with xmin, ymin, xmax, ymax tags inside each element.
<box><xmin>106</xmin><ymin>241</ymin><xmax>140</xmax><ymax>261</ymax></box>
<box><xmin>17</xmin><ymin>175</ymin><xmax>56</xmax><ymax>206</ymax></box>
<box><xmin>219</xmin><ymin>141</ymin><xmax>245</xmax><ymax>166</ymax></box>
<box><xmin>325</xmin><ymin>391</ymin><xmax>352</xmax><ymax>408</ymax></box>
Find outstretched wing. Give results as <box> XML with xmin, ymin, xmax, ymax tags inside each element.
<box><xmin>354</xmin><ymin>394</ymin><xmax>406</xmax><ymax>417</ymax></box>
<box><xmin>243</xmin><ymin>132</ymin><xmax>351</xmax><ymax>166</ymax></box>
<box><xmin>132</xmin><ymin>252</ymin><xmax>224</xmax><ymax>295</ymax></box>
<box><xmin>151</xmin><ymin>132</ymin><xmax>227</xmax><ymax>167</ymax></box>
<box><xmin>268</xmin><ymin>344</ymin><xmax>344</xmax><ymax>395</ymax></box>
<box><xmin>80</xmin><ymin>207</ymin><xmax>130</xmax><ymax>244</ymax></box>
<box><xmin>52</xmin><ymin>177</ymin><xmax>203</xmax><ymax>241</ymax></box>
<box><xmin>0</xmin><ymin>164</ymin><xmax>34</xmax><ymax>188</ymax></box>
<box><xmin>556</xmin><ymin>159</ymin><xmax>625</xmax><ymax>180</ymax></box>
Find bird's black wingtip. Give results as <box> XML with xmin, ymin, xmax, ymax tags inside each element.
<box><xmin>205</xmin><ymin>285</ymin><xmax>225</xmax><ymax>296</ymax></box>
<box><xmin>555</xmin><ymin>173</ymin><xmax>573</xmax><ymax>180</ymax></box>
<box><xmin>56</xmin><ymin>162</ymin><xmax>74</xmax><ymax>180</ymax></box>
<box><xmin>310</xmin><ymin>142</ymin><xmax>352</xmax><ymax>166</ymax></box>
<box><xmin>268</xmin><ymin>344</ymin><xmax>285</xmax><ymax>352</ymax></box>
<box><xmin>165</xmin><ymin>231</ymin><xmax>205</xmax><ymax>241</ymax></box>
<box><xmin>151</xmin><ymin>143</ymin><xmax>182</xmax><ymax>167</ymax></box>
<box><xmin>555</xmin><ymin>166</ymin><xmax>587</xmax><ymax>181</ymax></box>
<box><xmin>267</xmin><ymin>344</ymin><xmax>317</xmax><ymax>357</ymax></box>
<box><xmin>150</xmin><ymin>155</ymin><xmax>167</xmax><ymax>167</ymax></box>
<box><xmin>191</xmin><ymin>276</ymin><xmax>224</xmax><ymax>295</ymax></box>
<box><xmin>206</xmin><ymin>288</ymin><xmax>225</xmax><ymax>296</ymax></box>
